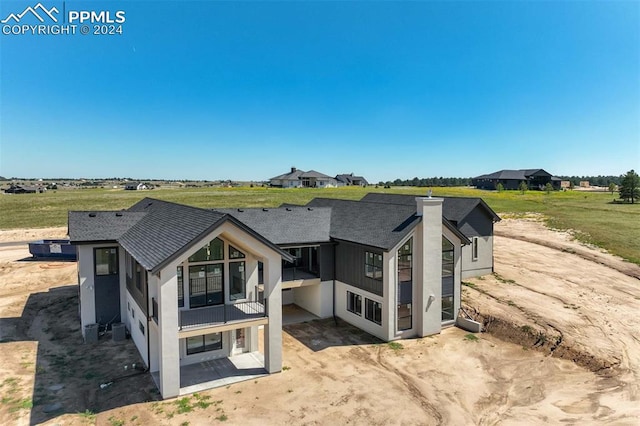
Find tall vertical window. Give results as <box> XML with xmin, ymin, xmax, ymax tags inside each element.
<box><xmin>347</xmin><ymin>291</ymin><xmax>362</xmax><ymax>316</ymax></box>
<box><xmin>95</xmin><ymin>247</ymin><xmax>118</xmax><ymax>276</ymax></box>
<box><xmin>365</xmin><ymin>252</ymin><xmax>383</xmax><ymax>280</ymax></box>
<box><xmin>177</xmin><ymin>266</ymin><xmax>184</xmax><ymax>308</ymax></box>
<box><xmin>397</xmin><ymin>238</ymin><xmax>413</xmax><ymax>331</ymax></box>
<box><xmin>229</xmin><ymin>261</ymin><xmax>246</xmax><ymax>300</ymax></box>
<box><xmin>472</xmin><ymin>237</ymin><xmax>479</xmax><ymax>261</ymax></box>
<box><xmin>442</xmin><ymin>237</ymin><xmax>455</xmax><ymax>321</ymax></box>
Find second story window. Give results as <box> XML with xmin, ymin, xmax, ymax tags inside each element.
<box><xmin>365</xmin><ymin>252</ymin><xmax>383</xmax><ymax>280</ymax></box>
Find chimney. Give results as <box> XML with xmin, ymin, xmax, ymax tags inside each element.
<box><xmin>415</xmin><ymin>196</ymin><xmax>442</xmax><ymax>217</ymax></box>
<box><xmin>291</xmin><ymin>167</ymin><xmax>297</xmax><ymax>173</ymax></box>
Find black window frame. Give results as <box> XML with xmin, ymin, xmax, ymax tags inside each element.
<box><xmin>94</xmin><ymin>247</ymin><xmax>118</xmax><ymax>276</ymax></box>
<box><xmin>186</xmin><ymin>332</ymin><xmax>223</xmax><ymax>355</ymax></box>
<box><xmin>365</xmin><ymin>298</ymin><xmax>382</xmax><ymax>325</ymax></box>
<box><xmin>347</xmin><ymin>291</ymin><xmax>362</xmax><ymax>316</ymax></box>
<box><xmin>365</xmin><ymin>251</ymin><xmax>383</xmax><ymax>280</ymax></box>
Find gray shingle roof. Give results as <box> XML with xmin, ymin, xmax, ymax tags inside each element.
<box><xmin>270</xmin><ymin>169</ymin><xmax>305</xmax><ymax>181</ymax></box>
<box><xmin>214</xmin><ymin>207</ymin><xmax>332</xmax><ymax>245</ymax></box>
<box><xmin>300</xmin><ymin>170</ymin><xmax>333</xmax><ymax>179</ymax></box>
<box><xmin>68</xmin><ymin>211</ymin><xmax>146</xmax><ymax>242</ymax></box>
<box><xmin>473</xmin><ymin>168</ymin><xmax>553</xmax><ymax>180</ymax></box>
<box><xmin>305</xmin><ymin>198</ymin><xmax>421</xmax><ymax>250</ymax></box>
<box><xmin>360</xmin><ymin>193</ymin><xmax>500</xmax><ymax>223</ymax></box>
<box><xmin>69</xmin><ymin>198</ymin><xmax>293</xmax><ymax>273</ymax></box>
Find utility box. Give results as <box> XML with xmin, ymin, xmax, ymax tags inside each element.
<box><xmin>112</xmin><ymin>323</ymin><xmax>126</xmax><ymax>342</ymax></box>
<box><xmin>84</xmin><ymin>323</ymin><xmax>99</xmax><ymax>343</ymax></box>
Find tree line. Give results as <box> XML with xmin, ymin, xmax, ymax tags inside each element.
<box><xmin>377</xmin><ymin>177</ymin><xmax>472</xmax><ymax>187</ymax></box>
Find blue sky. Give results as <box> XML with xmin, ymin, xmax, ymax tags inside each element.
<box><xmin>1</xmin><ymin>1</ymin><xmax>638</xmax><ymax>182</ymax></box>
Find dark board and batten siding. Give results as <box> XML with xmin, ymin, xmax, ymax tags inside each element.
<box><xmin>320</xmin><ymin>244</ymin><xmax>334</xmax><ymax>281</ymax></box>
<box><xmin>458</xmin><ymin>208</ymin><xmax>494</xmax><ymax>238</ymax></box>
<box><xmin>335</xmin><ymin>241</ymin><xmax>383</xmax><ymax>297</ymax></box>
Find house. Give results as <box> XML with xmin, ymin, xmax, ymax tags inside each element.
<box><xmin>124</xmin><ymin>182</ymin><xmax>148</xmax><ymax>190</ymax></box>
<box><xmin>269</xmin><ymin>168</ymin><xmax>338</xmax><ymax>188</ymax></box>
<box><xmin>4</xmin><ymin>184</ymin><xmax>43</xmax><ymax>194</ymax></box>
<box><xmin>268</xmin><ymin>168</ymin><xmax>304</xmax><ymax>188</ymax></box>
<box><xmin>335</xmin><ymin>173</ymin><xmax>369</xmax><ymax>187</ymax></box>
<box><xmin>68</xmin><ymin>193</ymin><xmax>498</xmax><ymax>399</ymax></box>
<box><xmin>359</xmin><ymin>193</ymin><xmax>501</xmax><ymax>278</ymax></box>
<box><xmin>472</xmin><ymin>169</ymin><xmax>561</xmax><ymax>190</ymax></box>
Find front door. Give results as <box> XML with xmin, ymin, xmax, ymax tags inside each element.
<box><xmin>94</xmin><ymin>247</ymin><xmax>121</xmax><ymax>328</ymax></box>
<box><xmin>232</xmin><ymin>328</ymin><xmax>246</xmax><ymax>355</ymax></box>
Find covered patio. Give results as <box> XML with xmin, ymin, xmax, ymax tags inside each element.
<box><xmin>151</xmin><ymin>352</ymin><xmax>267</xmax><ymax>396</ymax></box>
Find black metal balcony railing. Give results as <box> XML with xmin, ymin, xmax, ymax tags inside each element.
<box><xmin>282</xmin><ymin>267</ymin><xmax>320</xmax><ymax>282</ymax></box>
<box><xmin>179</xmin><ymin>301</ymin><xmax>266</xmax><ymax>330</ymax></box>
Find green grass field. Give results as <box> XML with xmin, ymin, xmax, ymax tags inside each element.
<box><xmin>1</xmin><ymin>186</ymin><xmax>638</xmax><ymax>264</ymax></box>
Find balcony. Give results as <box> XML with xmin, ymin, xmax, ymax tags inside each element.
<box><xmin>179</xmin><ymin>301</ymin><xmax>266</xmax><ymax>331</ymax></box>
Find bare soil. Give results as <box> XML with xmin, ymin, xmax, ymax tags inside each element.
<box><xmin>0</xmin><ymin>221</ymin><xmax>638</xmax><ymax>425</ymax></box>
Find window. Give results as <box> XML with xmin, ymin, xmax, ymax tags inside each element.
<box><xmin>472</xmin><ymin>237</ymin><xmax>479</xmax><ymax>261</ymax></box>
<box><xmin>135</xmin><ymin>263</ymin><xmax>144</xmax><ymax>292</ymax></box>
<box><xmin>365</xmin><ymin>298</ymin><xmax>382</xmax><ymax>325</ymax></box>
<box><xmin>189</xmin><ymin>237</ymin><xmax>224</xmax><ymax>262</ymax></box>
<box><xmin>442</xmin><ymin>237</ymin><xmax>455</xmax><ymax>321</ymax></box>
<box><xmin>138</xmin><ymin>320</ymin><xmax>145</xmax><ymax>336</ymax></box>
<box><xmin>186</xmin><ymin>333</ymin><xmax>222</xmax><ymax>355</ymax></box>
<box><xmin>365</xmin><ymin>252</ymin><xmax>383</xmax><ymax>280</ymax></box>
<box><xmin>347</xmin><ymin>291</ymin><xmax>362</xmax><ymax>316</ymax></box>
<box><xmin>397</xmin><ymin>238</ymin><xmax>413</xmax><ymax>331</ymax></box>
<box><xmin>189</xmin><ymin>264</ymin><xmax>224</xmax><ymax>308</ymax></box>
<box><xmin>229</xmin><ymin>261</ymin><xmax>246</xmax><ymax>300</ymax></box>
<box><xmin>95</xmin><ymin>247</ymin><xmax>118</xmax><ymax>276</ymax></box>
<box><xmin>177</xmin><ymin>266</ymin><xmax>184</xmax><ymax>308</ymax></box>
<box><xmin>229</xmin><ymin>245</ymin><xmax>245</xmax><ymax>259</ymax></box>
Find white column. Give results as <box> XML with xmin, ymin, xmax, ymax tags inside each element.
<box><xmin>263</xmin><ymin>253</ymin><xmax>282</xmax><ymax>373</ymax></box>
<box><xmin>157</xmin><ymin>266</ymin><xmax>180</xmax><ymax>398</ymax></box>
<box><xmin>77</xmin><ymin>245</ymin><xmax>96</xmax><ymax>337</ymax></box>
<box><xmin>415</xmin><ymin>197</ymin><xmax>443</xmax><ymax>337</ymax></box>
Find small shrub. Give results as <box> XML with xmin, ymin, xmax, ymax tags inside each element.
<box><xmin>464</xmin><ymin>334</ymin><xmax>479</xmax><ymax>342</ymax></box>
<box><xmin>387</xmin><ymin>342</ymin><xmax>404</xmax><ymax>350</ymax></box>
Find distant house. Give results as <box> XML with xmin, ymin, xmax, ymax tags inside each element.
<box><xmin>269</xmin><ymin>168</ymin><xmax>338</xmax><ymax>188</ymax></box>
<box><xmin>335</xmin><ymin>173</ymin><xmax>369</xmax><ymax>187</ymax></box>
<box><xmin>4</xmin><ymin>184</ymin><xmax>44</xmax><ymax>194</ymax></box>
<box><xmin>124</xmin><ymin>182</ymin><xmax>148</xmax><ymax>191</ymax></box>
<box><xmin>472</xmin><ymin>169</ymin><xmax>561</xmax><ymax>190</ymax></box>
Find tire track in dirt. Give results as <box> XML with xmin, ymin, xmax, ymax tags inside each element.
<box><xmin>495</xmin><ymin>230</ymin><xmax>640</xmax><ymax>280</ymax></box>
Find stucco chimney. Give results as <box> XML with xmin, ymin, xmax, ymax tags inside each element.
<box><xmin>415</xmin><ymin>196</ymin><xmax>442</xmax><ymax>217</ymax></box>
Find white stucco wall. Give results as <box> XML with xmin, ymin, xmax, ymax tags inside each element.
<box><xmin>125</xmin><ymin>291</ymin><xmax>149</xmax><ymax>366</ymax></box>
<box><xmin>461</xmin><ymin>236</ymin><xmax>494</xmax><ymax>278</ymax></box>
<box><xmin>335</xmin><ymin>280</ymin><xmax>387</xmax><ymax>341</ymax></box>
<box><xmin>293</xmin><ymin>281</ymin><xmax>333</xmax><ymax>318</ymax></box>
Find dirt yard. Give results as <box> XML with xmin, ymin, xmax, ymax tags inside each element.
<box><xmin>0</xmin><ymin>220</ymin><xmax>639</xmax><ymax>425</ymax></box>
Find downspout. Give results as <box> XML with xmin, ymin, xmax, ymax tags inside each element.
<box><xmin>332</xmin><ymin>243</ymin><xmax>337</xmax><ymax>326</ymax></box>
<box><xmin>145</xmin><ymin>271</ymin><xmax>151</xmax><ymax>372</ymax></box>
